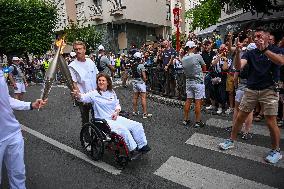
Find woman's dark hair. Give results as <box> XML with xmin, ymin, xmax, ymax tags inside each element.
<box><xmin>96</xmin><ymin>73</ymin><xmax>113</xmax><ymax>93</ymax></box>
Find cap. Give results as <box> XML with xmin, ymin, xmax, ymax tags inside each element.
<box><xmin>185</xmin><ymin>41</ymin><xmax>196</xmax><ymax>48</ymax></box>
<box><xmin>12</xmin><ymin>57</ymin><xmax>20</xmax><ymax>61</ymax></box>
<box><xmin>98</xmin><ymin>45</ymin><xmax>105</xmax><ymax>51</ymax></box>
<box><xmin>133</xmin><ymin>52</ymin><xmax>142</xmax><ymax>59</ymax></box>
<box><xmin>246</xmin><ymin>43</ymin><xmax>257</xmax><ymax>51</ymax></box>
<box><xmin>203</xmin><ymin>40</ymin><xmax>211</xmax><ymax>45</ymax></box>
<box><xmin>70</xmin><ymin>52</ymin><xmax>76</xmax><ymax>57</ymax></box>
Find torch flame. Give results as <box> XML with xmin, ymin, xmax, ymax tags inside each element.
<box><xmin>55</xmin><ymin>36</ymin><xmax>66</xmax><ymax>54</ymax></box>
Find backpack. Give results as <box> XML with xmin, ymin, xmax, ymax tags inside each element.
<box><xmin>95</xmin><ymin>55</ymin><xmax>104</xmax><ymax>72</ymax></box>
<box><xmin>131</xmin><ymin>61</ymin><xmax>141</xmax><ymax>79</ymax></box>
<box><xmin>11</xmin><ymin>64</ymin><xmax>18</xmax><ymax>75</ymax></box>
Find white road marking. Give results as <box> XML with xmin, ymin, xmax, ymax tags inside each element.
<box><xmin>154</xmin><ymin>156</ymin><xmax>276</xmax><ymax>189</ymax></box>
<box><xmin>21</xmin><ymin>125</ymin><xmax>121</xmax><ymax>175</ymax></box>
<box><xmin>186</xmin><ymin>133</ymin><xmax>284</xmax><ymax>168</ymax></box>
<box><xmin>206</xmin><ymin>118</ymin><xmax>284</xmax><ymax>139</ymax></box>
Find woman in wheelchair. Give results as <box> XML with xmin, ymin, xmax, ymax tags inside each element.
<box><xmin>73</xmin><ymin>73</ymin><xmax>151</xmax><ymax>154</ymax></box>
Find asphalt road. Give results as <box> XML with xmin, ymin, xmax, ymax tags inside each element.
<box><xmin>1</xmin><ymin>83</ymin><xmax>284</xmax><ymax>189</ymax></box>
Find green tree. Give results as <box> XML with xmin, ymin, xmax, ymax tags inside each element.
<box><xmin>64</xmin><ymin>23</ymin><xmax>103</xmax><ymax>54</ymax></box>
<box><xmin>185</xmin><ymin>0</ymin><xmax>283</xmax><ymax>30</ymax></box>
<box><xmin>0</xmin><ymin>0</ymin><xmax>57</xmax><ymax>57</ymax></box>
<box><xmin>185</xmin><ymin>0</ymin><xmax>222</xmax><ymax>30</ymax></box>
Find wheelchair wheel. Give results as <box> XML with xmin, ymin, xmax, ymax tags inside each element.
<box><xmin>112</xmin><ymin>133</ymin><xmax>130</xmax><ymax>168</ymax></box>
<box><xmin>80</xmin><ymin>123</ymin><xmax>104</xmax><ymax>161</ymax></box>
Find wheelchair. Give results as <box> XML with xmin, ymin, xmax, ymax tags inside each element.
<box><xmin>80</xmin><ymin>114</ymin><xmax>141</xmax><ymax>169</ymax></box>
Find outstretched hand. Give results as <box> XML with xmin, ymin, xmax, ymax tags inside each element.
<box><xmin>71</xmin><ymin>90</ymin><xmax>81</xmax><ymax>100</ymax></box>
<box><xmin>32</xmin><ymin>99</ymin><xmax>48</xmax><ymax>109</ymax></box>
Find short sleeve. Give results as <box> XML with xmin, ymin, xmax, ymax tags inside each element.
<box><xmin>241</xmin><ymin>51</ymin><xmax>249</xmax><ymax>61</ymax></box>
<box><xmin>69</xmin><ymin>67</ymin><xmax>78</xmax><ymax>82</ymax></box>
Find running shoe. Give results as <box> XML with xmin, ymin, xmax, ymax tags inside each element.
<box><xmin>194</xmin><ymin>121</ymin><xmax>206</xmax><ymax>128</ymax></box>
<box><xmin>182</xmin><ymin>120</ymin><xmax>191</xmax><ymax>127</ymax></box>
<box><xmin>143</xmin><ymin>113</ymin><xmax>152</xmax><ymax>119</ymax></box>
<box><xmin>138</xmin><ymin>145</ymin><xmax>151</xmax><ymax>154</ymax></box>
<box><xmin>216</xmin><ymin>108</ymin><xmax>223</xmax><ymax>114</ymax></box>
<box><xmin>206</xmin><ymin>105</ymin><xmax>214</xmax><ymax>110</ymax></box>
<box><xmin>132</xmin><ymin>111</ymin><xmax>139</xmax><ymax>116</ymax></box>
<box><xmin>241</xmin><ymin>132</ymin><xmax>253</xmax><ymax>140</ymax></box>
<box><xmin>219</xmin><ymin>139</ymin><xmax>234</xmax><ymax>150</ymax></box>
<box><xmin>265</xmin><ymin>149</ymin><xmax>282</xmax><ymax>164</ymax></box>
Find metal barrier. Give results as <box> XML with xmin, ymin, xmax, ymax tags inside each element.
<box><xmin>145</xmin><ymin>65</ymin><xmax>186</xmax><ymax>100</ymax></box>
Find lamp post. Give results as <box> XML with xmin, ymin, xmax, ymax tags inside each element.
<box><xmin>173</xmin><ymin>3</ymin><xmax>181</xmax><ymax>52</ymax></box>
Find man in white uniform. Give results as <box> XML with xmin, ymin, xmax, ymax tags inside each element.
<box><xmin>0</xmin><ymin>69</ymin><xmax>47</xmax><ymax>189</ymax></box>
<box><xmin>69</xmin><ymin>41</ymin><xmax>99</xmax><ymax>126</ymax></box>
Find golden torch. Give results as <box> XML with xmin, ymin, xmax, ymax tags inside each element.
<box><xmin>40</xmin><ymin>39</ymin><xmax>64</xmax><ymax>100</ymax></box>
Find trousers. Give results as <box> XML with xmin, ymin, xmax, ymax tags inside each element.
<box><xmin>107</xmin><ymin>116</ymin><xmax>147</xmax><ymax>151</ymax></box>
<box><xmin>0</xmin><ymin>132</ymin><xmax>26</xmax><ymax>189</ymax></box>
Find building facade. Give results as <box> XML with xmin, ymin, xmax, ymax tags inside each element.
<box><xmin>171</xmin><ymin>0</ymin><xmax>201</xmax><ymax>36</ymax></box>
<box><xmin>49</xmin><ymin>0</ymin><xmax>172</xmax><ymax>53</ymax></box>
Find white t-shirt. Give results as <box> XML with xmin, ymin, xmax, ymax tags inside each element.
<box><xmin>69</xmin><ymin>58</ymin><xmax>98</xmax><ymax>94</ymax></box>
<box><xmin>80</xmin><ymin>90</ymin><xmax>121</xmax><ymax>120</ymax></box>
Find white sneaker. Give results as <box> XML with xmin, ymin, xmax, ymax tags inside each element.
<box><xmin>225</xmin><ymin>108</ymin><xmax>234</xmax><ymax>115</ymax></box>
<box><xmin>217</xmin><ymin>108</ymin><xmax>223</xmax><ymax>114</ymax></box>
<box><xmin>206</xmin><ymin>105</ymin><xmax>214</xmax><ymax>110</ymax></box>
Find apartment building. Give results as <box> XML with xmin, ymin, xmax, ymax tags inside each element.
<box><xmin>49</xmin><ymin>0</ymin><xmax>172</xmax><ymax>52</ymax></box>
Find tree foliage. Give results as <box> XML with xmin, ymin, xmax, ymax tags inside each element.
<box><xmin>0</xmin><ymin>0</ymin><xmax>57</xmax><ymax>56</ymax></box>
<box><xmin>64</xmin><ymin>23</ymin><xmax>103</xmax><ymax>54</ymax></box>
<box><xmin>185</xmin><ymin>0</ymin><xmax>222</xmax><ymax>30</ymax></box>
<box><xmin>185</xmin><ymin>0</ymin><xmax>283</xmax><ymax>30</ymax></box>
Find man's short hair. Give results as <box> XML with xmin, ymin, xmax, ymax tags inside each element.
<box><xmin>73</xmin><ymin>41</ymin><xmax>86</xmax><ymax>49</ymax></box>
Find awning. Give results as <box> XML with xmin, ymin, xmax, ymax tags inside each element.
<box><xmin>196</xmin><ymin>24</ymin><xmax>217</xmax><ymax>36</ymax></box>
<box><xmin>217</xmin><ymin>10</ymin><xmax>284</xmax><ymax>35</ymax></box>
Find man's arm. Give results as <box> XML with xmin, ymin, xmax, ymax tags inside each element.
<box><xmin>263</xmin><ymin>50</ymin><xmax>284</xmax><ymax>66</ymax></box>
<box><xmin>9</xmin><ymin>97</ymin><xmax>47</xmax><ymax>110</ymax></box>
<box><xmin>234</xmin><ymin>42</ymin><xmax>248</xmax><ymax>70</ymax></box>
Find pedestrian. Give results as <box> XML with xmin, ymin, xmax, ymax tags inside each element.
<box><xmin>131</xmin><ymin>52</ymin><xmax>152</xmax><ymax>118</ymax></box>
<box><xmin>8</xmin><ymin>57</ymin><xmax>28</xmax><ymax>100</ymax></box>
<box><xmin>219</xmin><ymin>28</ymin><xmax>284</xmax><ymax>164</ymax></box>
<box><xmin>162</xmin><ymin>40</ymin><xmax>177</xmax><ymax>97</ymax></box>
<box><xmin>181</xmin><ymin>41</ymin><xmax>206</xmax><ymax>127</ymax></box>
<box><xmin>72</xmin><ymin>73</ymin><xmax>151</xmax><ymax>154</ymax></box>
<box><xmin>0</xmin><ymin>69</ymin><xmax>47</xmax><ymax>189</ymax></box>
<box><xmin>69</xmin><ymin>41</ymin><xmax>99</xmax><ymax>127</ymax></box>
<box><xmin>95</xmin><ymin>45</ymin><xmax>115</xmax><ymax>78</ymax></box>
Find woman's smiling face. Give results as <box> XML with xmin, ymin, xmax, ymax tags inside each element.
<box><xmin>97</xmin><ymin>76</ymin><xmax>108</xmax><ymax>91</ymax></box>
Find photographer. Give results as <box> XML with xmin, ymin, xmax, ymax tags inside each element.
<box><xmin>210</xmin><ymin>44</ymin><xmax>232</xmax><ymax>115</ymax></box>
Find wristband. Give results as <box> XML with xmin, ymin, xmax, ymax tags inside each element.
<box><xmin>30</xmin><ymin>102</ymin><xmax>33</xmax><ymax>110</ymax></box>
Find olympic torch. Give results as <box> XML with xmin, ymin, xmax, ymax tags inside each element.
<box><xmin>58</xmin><ymin>55</ymin><xmax>75</xmax><ymax>91</ymax></box>
<box><xmin>40</xmin><ymin>39</ymin><xmax>63</xmax><ymax>100</ymax></box>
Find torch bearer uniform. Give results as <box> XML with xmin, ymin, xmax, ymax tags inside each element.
<box><xmin>69</xmin><ymin>58</ymin><xmax>99</xmax><ymax>126</ymax></box>
<box><xmin>0</xmin><ymin>70</ymin><xmax>33</xmax><ymax>189</ymax></box>
<box><xmin>79</xmin><ymin>90</ymin><xmax>148</xmax><ymax>152</ymax></box>
<box><xmin>68</xmin><ymin>58</ymin><xmax>98</xmax><ymax>94</ymax></box>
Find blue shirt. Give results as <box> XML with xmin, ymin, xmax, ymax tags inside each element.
<box><xmin>162</xmin><ymin>48</ymin><xmax>177</xmax><ymax>67</ymax></box>
<box><xmin>242</xmin><ymin>45</ymin><xmax>283</xmax><ymax>90</ymax></box>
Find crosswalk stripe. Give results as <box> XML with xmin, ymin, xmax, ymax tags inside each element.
<box><xmin>206</xmin><ymin>118</ymin><xmax>284</xmax><ymax>139</ymax></box>
<box><xmin>186</xmin><ymin>133</ymin><xmax>284</xmax><ymax>168</ymax></box>
<box><xmin>21</xmin><ymin>125</ymin><xmax>121</xmax><ymax>175</ymax></box>
<box><xmin>154</xmin><ymin>156</ymin><xmax>276</xmax><ymax>189</ymax></box>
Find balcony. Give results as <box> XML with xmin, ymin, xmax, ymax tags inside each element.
<box><xmin>90</xmin><ymin>15</ymin><xmax>103</xmax><ymax>21</ymax></box>
<box><xmin>89</xmin><ymin>5</ymin><xmax>103</xmax><ymax>21</ymax></box>
<box><xmin>110</xmin><ymin>8</ymin><xmax>124</xmax><ymax>16</ymax></box>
